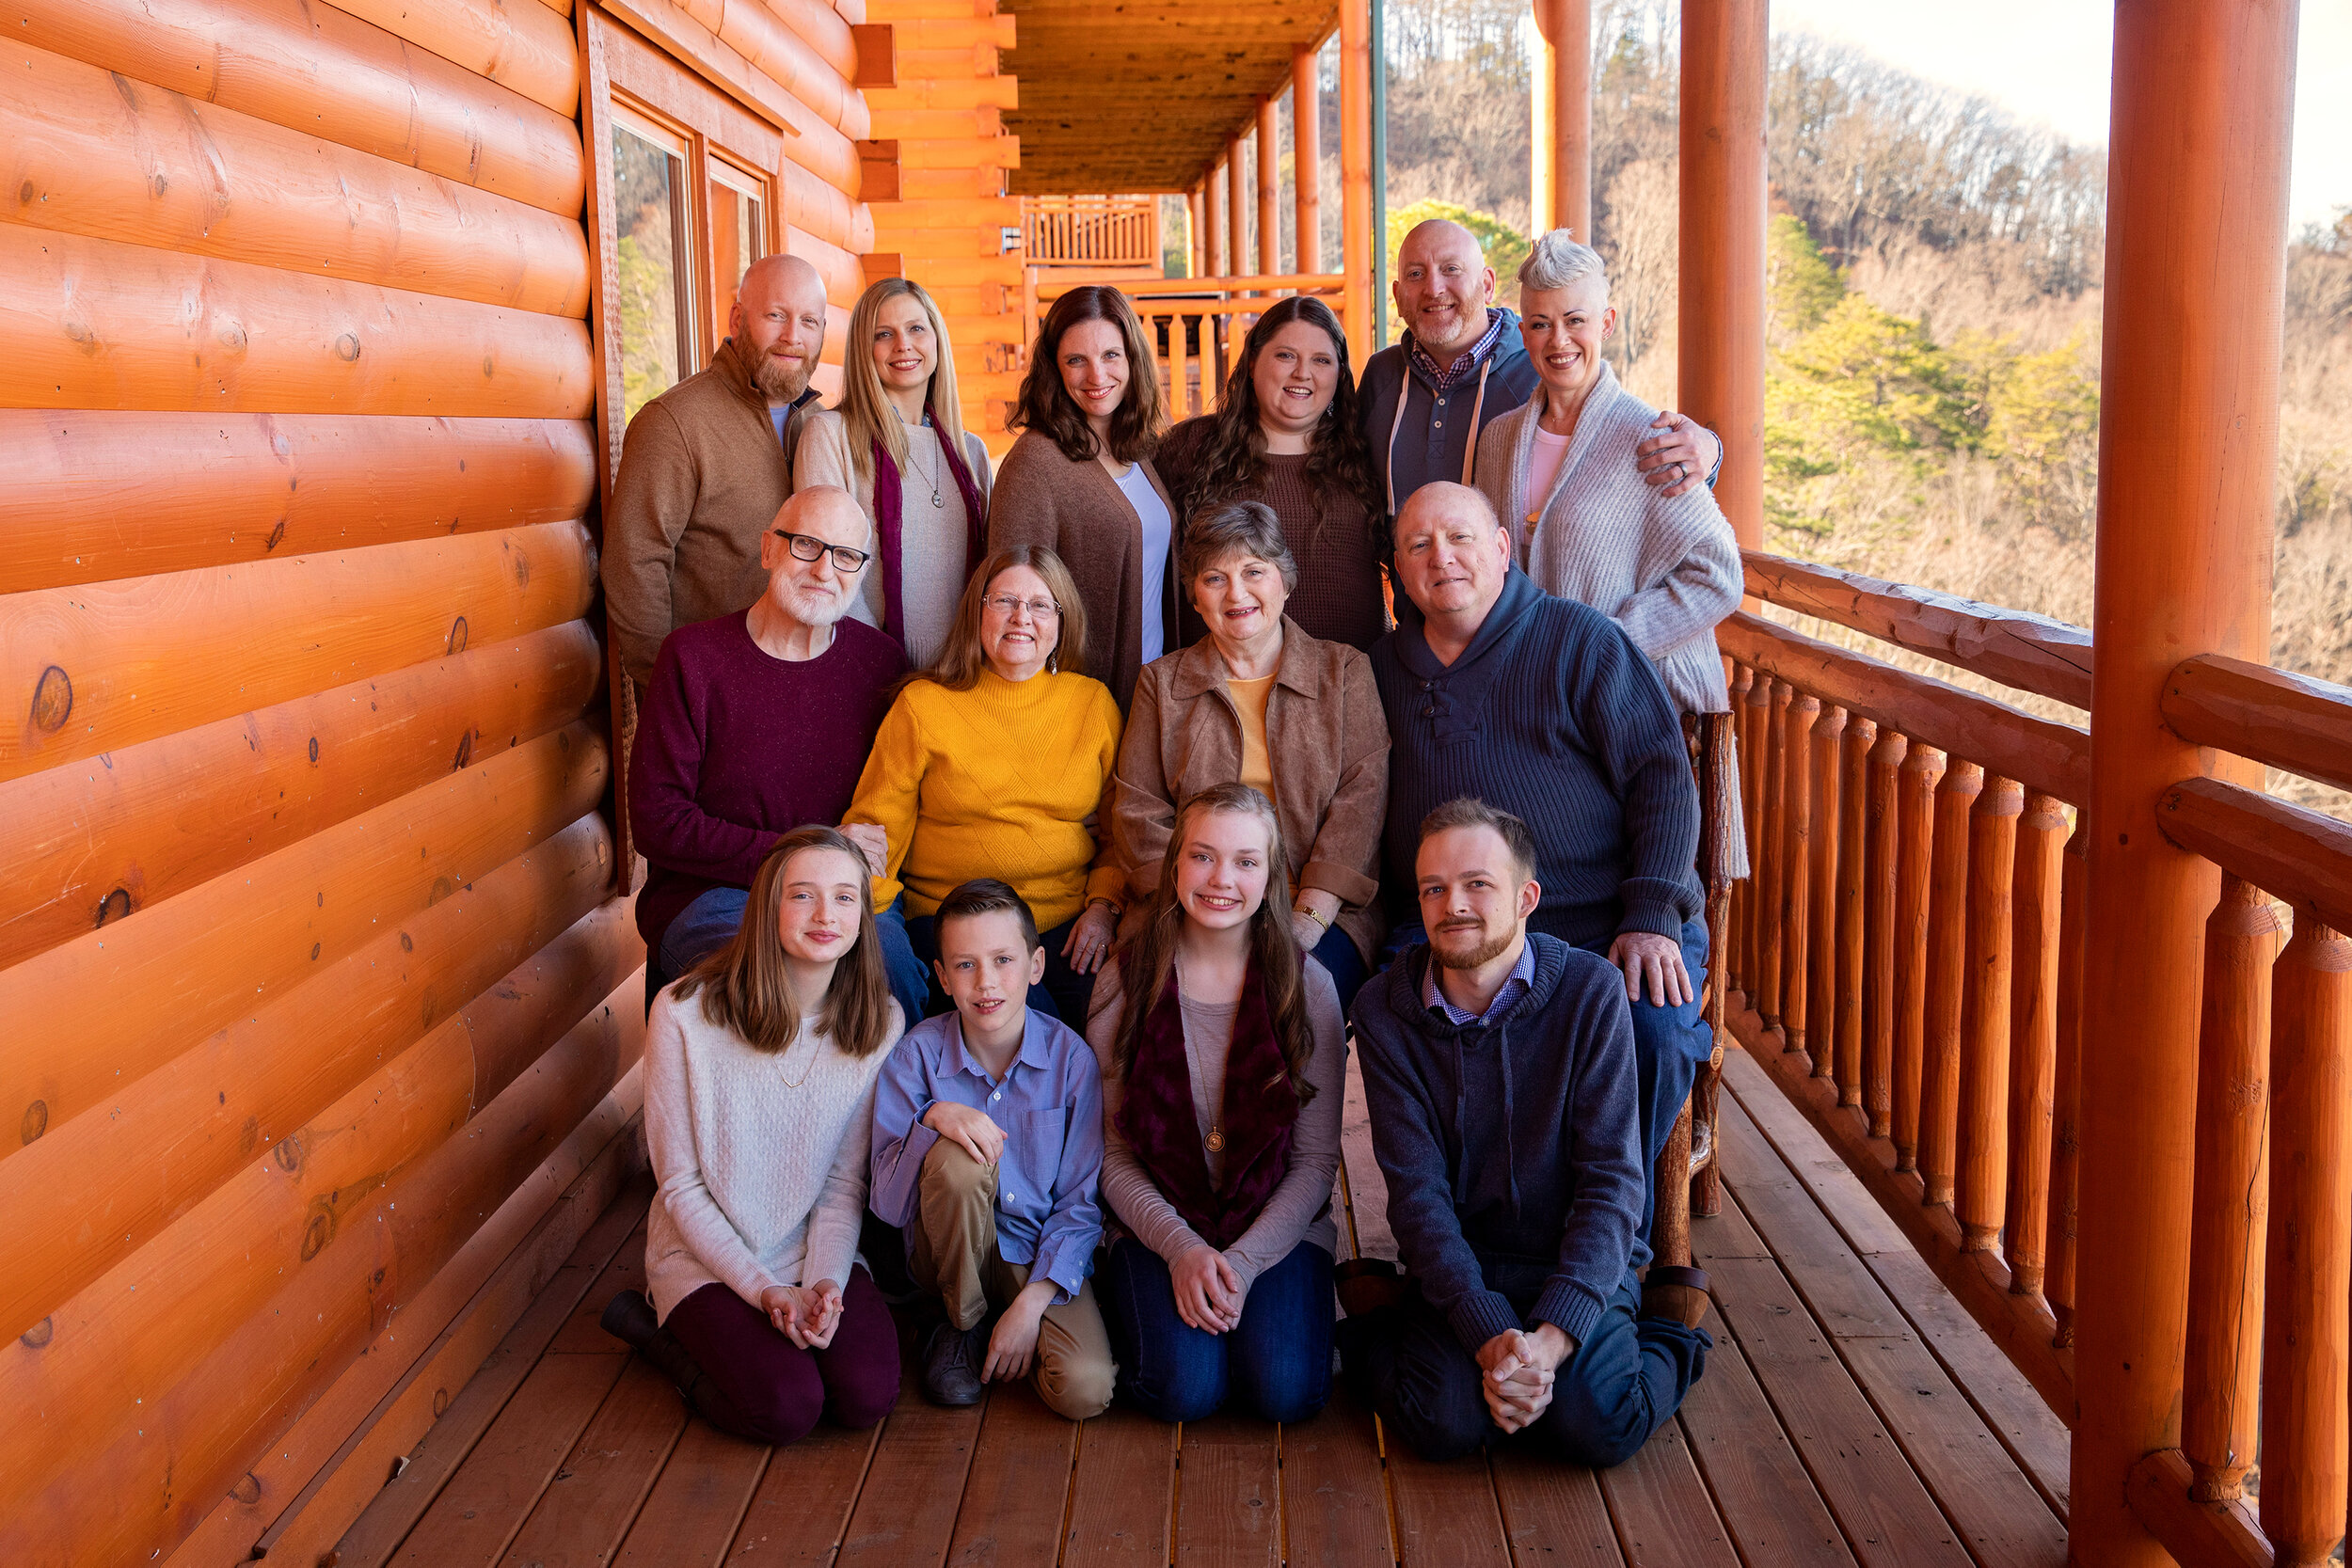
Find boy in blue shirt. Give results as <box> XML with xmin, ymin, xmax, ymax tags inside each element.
<box><xmin>870</xmin><ymin>879</ymin><xmax>1113</xmax><ymax>1417</ymax></box>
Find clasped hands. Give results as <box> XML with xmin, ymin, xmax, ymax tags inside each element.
<box><xmin>1170</xmin><ymin>1243</ymin><xmax>1247</xmax><ymax>1334</ymax></box>
<box><xmin>1475</xmin><ymin>1323</ymin><xmax>1578</xmax><ymax>1433</ymax></box>
<box><xmin>759</xmin><ymin>1279</ymin><xmax>843</xmax><ymax>1349</ymax></box>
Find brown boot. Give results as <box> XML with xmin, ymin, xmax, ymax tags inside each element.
<box><xmin>1334</xmin><ymin>1258</ymin><xmax>1408</xmax><ymax>1319</ymax></box>
<box><xmin>1641</xmin><ymin>1265</ymin><xmax>1712</xmax><ymax>1328</ymax></box>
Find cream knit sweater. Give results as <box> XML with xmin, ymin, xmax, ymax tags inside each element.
<box><xmin>644</xmin><ymin>982</ymin><xmax>906</xmax><ymax>1322</ymax></box>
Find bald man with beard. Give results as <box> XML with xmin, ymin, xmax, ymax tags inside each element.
<box><xmin>607</xmin><ymin>253</ymin><xmax>835</xmax><ymax>692</ymax></box>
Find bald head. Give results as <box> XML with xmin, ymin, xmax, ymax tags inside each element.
<box><xmin>1391</xmin><ymin>482</ymin><xmax>1511</xmax><ymax>632</ymax></box>
<box><xmin>733</xmin><ymin>253</ymin><xmax>830</xmax><ymax>404</ymax></box>
<box><xmin>759</xmin><ymin>484</ymin><xmax>873</xmax><ymax>629</ymax></box>
<box><xmin>1393</xmin><ymin>219</ymin><xmax>1496</xmax><ymax>365</ymax></box>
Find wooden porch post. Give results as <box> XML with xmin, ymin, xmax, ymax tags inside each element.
<box><xmin>1257</xmin><ymin>94</ymin><xmax>1281</xmax><ymax>277</ymax></box>
<box><xmin>1293</xmin><ymin>43</ymin><xmax>1322</xmax><ymax>274</ymax></box>
<box><xmin>1676</xmin><ymin>0</ymin><xmax>1766</xmax><ymax>553</ymax></box>
<box><xmin>2070</xmin><ymin>3</ymin><xmax>2295</xmax><ymax>1563</ymax></box>
<box><xmin>1338</xmin><ymin>0</ymin><xmax>1372</xmax><ymax>364</ymax></box>
<box><xmin>1529</xmin><ymin>0</ymin><xmax>1591</xmax><ymax>239</ymax></box>
<box><xmin>1227</xmin><ymin>126</ymin><xmax>1250</xmax><ymax>283</ymax></box>
<box><xmin>1189</xmin><ymin>182</ymin><xmax>1207</xmax><ymax>277</ymax></box>
<box><xmin>1205</xmin><ymin>160</ymin><xmax>1227</xmax><ymax>277</ymax></box>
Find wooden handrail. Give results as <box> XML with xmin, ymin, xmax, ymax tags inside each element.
<box><xmin>1717</xmin><ymin>612</ymin><xmax>2090</xmax><ymax>805</ymax></box>
<box><xmin>2156</xmin><ymin>776</ymin><xmax>2352</xmax><ymax>938</ymax></box>
<box><xmin>1742</xmin><ymin>550</ymin><xmax>2095</xmax><ymax>710</ymax></box>
<box><xmin>2163</xmin><ymin>654</ymin><xmax>2352</xmax><ymax>797</ymax></box>
<box><xmin>1035</xmin><ymin>271</ymin><xmax>1344</xmax><ymax>299</ymax></box>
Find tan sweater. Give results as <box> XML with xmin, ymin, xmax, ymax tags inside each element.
<box><xmin>604</xmin><ymin>337</ymin><xmax>817</xmax><ymax>687</ymax></box>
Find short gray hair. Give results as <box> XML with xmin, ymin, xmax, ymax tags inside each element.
<box><xmin>1181</xmin><ymin>500</ymin><xmax>1299</xmax><ymax>594</ymax></box>
<box><xmin>1518</xmin><ymin>229</ymin><xmax>1608</xmax><ymax>296</ymax></box>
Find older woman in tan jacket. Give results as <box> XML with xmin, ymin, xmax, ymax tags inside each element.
<box><xmin>1107</xmin><ymin>501</ymin><xmax>1390</xmax><ymax>1006</ymax></box>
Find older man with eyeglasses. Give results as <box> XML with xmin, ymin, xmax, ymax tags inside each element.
<box><xmin>628</xmin><ymin>485</ymin><xmax>932</xmax><ymax>1024</ymax></box>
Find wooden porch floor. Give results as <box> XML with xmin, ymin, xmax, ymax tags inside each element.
<box><xmin>329</xmin><ymin>1044</ymin><xmax>2072</xmax><ymax>1567</ymax></box>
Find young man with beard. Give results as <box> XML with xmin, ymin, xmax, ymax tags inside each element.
<box><xmin>1343</xmin><ymin>799</ymin><xmax>1711</xmax><ymax>1465</ymax></box>
<box><xmin>606</xmin><ymin>253</ymin><xmax>835</xmax><ymax>694</ymax></box>
<box><xmin>628</xmin><ymin>486</ymin><xmax>931</xmax><ymax>1027</ymax></box>
<box><xmin>1358</xmin><ymin>218</ymin><xmax>1722</xmax><ymax>514</ymax></box>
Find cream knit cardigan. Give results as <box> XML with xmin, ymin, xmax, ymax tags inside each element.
<box><xmin>644</xmin><ymin>983</ymin><xmax>906</xmax><ymax>1322</ymax></box>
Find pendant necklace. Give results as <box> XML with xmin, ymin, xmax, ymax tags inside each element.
<box><xmin>898</xmin><ymin>406</ymin><xmax>946</xmax><ymax>509</ymax></box>
<box><xmin>1176</xmin><ymin>954</ymin><xmax>1226</xmax><ymax>1152</ymax></box>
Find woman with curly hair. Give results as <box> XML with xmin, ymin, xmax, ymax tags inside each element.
<box><xmin>1152</xmin><ymin>295</ymin><xmax>1390</xmax><ymax>650</ymax></box>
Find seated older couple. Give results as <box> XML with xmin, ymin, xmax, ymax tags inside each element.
<box><xmin>1108</xmin><ymin>501</ymin><xmax>1389</xmax><ymax>1008</ymax></box>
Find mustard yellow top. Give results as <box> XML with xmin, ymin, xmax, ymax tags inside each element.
<box><xmin>849</xmin><ymin>667</ymin><xmax>1127</xmax><ymax>929</ymax></box>
<box><xmin>1226</xmin><ymin>672</ymin><xmax>1278</xmax><ymax>802</ymax></box>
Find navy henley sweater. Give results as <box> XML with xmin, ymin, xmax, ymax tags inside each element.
<box><xmin>1351</xmin><ymin>934</ymin><xmax>1647</xmax><ymax>1351</ymax></box>
<box><xmin>1372</xmin><ymin>567</ymin><xmax>1703</xmax><ymax>947</ymax></box>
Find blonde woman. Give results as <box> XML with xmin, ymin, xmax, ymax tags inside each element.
<box><xmin>798</xmin><ymin>277</ymin><xmax>994</xmax><ymax>668</ymax></box>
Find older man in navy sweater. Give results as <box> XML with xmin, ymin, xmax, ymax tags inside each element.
<box><xmin>1371</xmin><ymin>482</ymin><xmax>1711</xmax><ymax>1238</ymax></box>
<box><xmin>1343</xmin><ymin>799</ymin><xmax>1710</xmax><ymax>1464</ymax></box>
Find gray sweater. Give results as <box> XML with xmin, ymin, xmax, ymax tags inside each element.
<box><xmin>1472</xmin><ymin>361</ymin><xmax>1742</xmax><ymax>718</ymax></box>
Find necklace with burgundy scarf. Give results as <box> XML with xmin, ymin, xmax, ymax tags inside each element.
<box><xmin>868</xmin><ymin>401</ymin><xmax>987</xmax><ymax>652</ymax></box>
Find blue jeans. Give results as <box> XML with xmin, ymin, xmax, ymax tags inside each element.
<box><xmin>1310</xmin><ymin>923</ymin><xmax>1370</xmax><ymax>1014</ymax></box>
<box><xmin>892</xmin><ymin>910</ymin><xmax>1099</xmax><ymax>1025</ymax></box>
<box><xmin>1341</xmin><ymin>1270</ymin><xmax>1709</xmax><ymax>1465</ymax></box>
<box><xmin>653</xmin><ymin>887</ymin><xmax>930</xmax><ymax>1031</ymax></box>
<box><xmin>1375</xmin><ymin>916</ymin><xmax>1711</xmax><ymax>1248</ymax></box>
<box><xmin>1099</xmin><ymin>1237</ymin><xmax>1334</xmax><ymax>1424</ymax></box>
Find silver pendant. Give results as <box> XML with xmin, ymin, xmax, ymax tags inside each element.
<box><xmin>931</xmin><ymin>489</ymin><xmax>945</xmax><ymax>509</ymax></box>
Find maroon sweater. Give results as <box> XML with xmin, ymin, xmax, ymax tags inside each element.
<box><xmin>629</xmin><ymin>610</ymin><xmax>906</xmax><ymax>952</ymax></box>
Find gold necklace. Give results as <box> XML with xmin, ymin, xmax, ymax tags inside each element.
<box><xmin>774</xmin><ymin>1033</ymin><xmax>822</xmax><ymax>1088</ymax></box>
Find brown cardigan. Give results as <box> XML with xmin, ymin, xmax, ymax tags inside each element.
<box><xmin>1107</xmin><ymin>619</ymin><xmax>1391</xmax><ymax>964</ymax></box>
<box><xmin>987</xmin><ymin>429</ymin><xmax>1181</xmax><ymax>711</ymax></box>
<box><xmin>603</xmin><ymin>337</ymin><xmax>818</xmax><ymax>687</ymax></box>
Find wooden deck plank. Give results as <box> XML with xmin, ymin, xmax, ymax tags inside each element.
<box><xmin>338</xmin><ymin>1179</ymin><xmax>650</xmax><ymax>1568</ymax></box>
<box><xmin>1703</xmin><ymin>1256</ymin><xmax>1972</xmax><ymax>1568</ymax></box>
<box><xmin>836</xmin><ymin>1387</ymin><xmax>983</xmax><ymax>1565</ymax></box>
<box><xmin>723</xmin><ymin>1419</ymin><xmax>878</xmax><ymax>1567</ymax></box>
<box><xmin>547</xmin><ymin>1213</ymin><xmax>653</xmax><ymax>1354</ymax></box>
<box><xmin>1385</xmin><ymin>1447</ymin><xmax>1511</xmax><ymax>1567</ymax></box>
<box><xmin>944</xmin><ymin>1385</ymin><xmax>1078</xmax><ymax>1566</ymax></box>
<box><xmin>1692</xmin><ymin>1199</ymin><xmax>1777</xmax><ymax>1265</ymax></box>
<box><xmin>1716</xmin><ymin>1111</ymin><xmax>1920</xmax><ymax>1338</ymax></box>
<box><xmin>387</xmin><ymin>1351</ymin><xmax>631</xmax><ymax>1568</ymax></box>
<box><xmin>1279</xmin><ymin>1390</ymin><xmax>1394</xmax><ymax>1568</ymax></box>
<box><xmin>1061</xmin><ymin>1409</ymin><xmax>1176</xmax><ymax>1566</ymax></box>
<box><xmin>1489</xmin><ymin>1454</ymin><xmax>1623</xmax><ymax>1568</ymax></box>
<box><xmin>1174</xmin><ymin>1413</ymin><xmax>1279</xmax><ymax>1564</ymax></box>
<box><xmin>498</xmin><ymin>1356</ymin><xmax>688</xmax><ymax>1568</ymax></box>
<box><xmin>1596</xmin><ymin>1417</ymin><xmax>1740</xmax><ymax>1567</ymax></box>
<box><xmin>1674</xmin><ymin>1315</ymin><xmax>1856</xmax><ymax>1568</ymax></box>
<box><xmin>612</xmin><ymin>1420</ymin><xmax>768</xmax><ymax>1567</ymax></box>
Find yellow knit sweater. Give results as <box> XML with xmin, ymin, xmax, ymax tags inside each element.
<box><xmin>849</xmin><ymin>668</ymin><xmax>1126</xmax><ymax>928</ymax></box>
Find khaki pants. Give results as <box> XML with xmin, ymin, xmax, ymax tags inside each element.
<box><xmin>907</xmin><ymin>1137</ymin><xmax>1116</xmax><ymax>1420</ymax></box>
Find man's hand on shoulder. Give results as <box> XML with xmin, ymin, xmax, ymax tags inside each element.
<box><xmin>1634</xmin><ymin>412</ymin><xmax>1722</xmax><ymax>499</ymax></box>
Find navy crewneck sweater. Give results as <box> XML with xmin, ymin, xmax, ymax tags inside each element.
<box><xmin>1350</xmin><ymin>934</ymin><xmax>1646</xmax><ymax>1351</ymax></box>
<box><xmin>1372</xmin><ymin>567</ymin><xmax>1702</xmax><ymax>946</ymax></box>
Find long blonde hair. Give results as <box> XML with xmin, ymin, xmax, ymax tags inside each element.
<box><xmin>675</xmin><ymin>827</ymin><xmax>895</xmax><ymax>1057</ymax></box>
<box><xmin>904</xmin><ymin>546</ymin><xmax>1091</xmax><ymax>693</ymax></box>
<box><xmin>836</xmin><ymin>277</ymin><xmax>970</xmax><ymax>487</ymax></box>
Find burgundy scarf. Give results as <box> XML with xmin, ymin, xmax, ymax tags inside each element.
<box><xmin>868</xmin><ymin>402</ymin><xmax>988</xmax><ymax>651</ymax></box>
<box><xmin>1113</xmin><ymin>956</ymin><xmax>1301</xmax><ymax>1248</ymax></box>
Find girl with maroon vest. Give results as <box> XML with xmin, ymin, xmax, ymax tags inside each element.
<box><xmin>1087</xmin><ymin>784</ymin><xmax>1347</xmax><ymax>1424</ymax></box>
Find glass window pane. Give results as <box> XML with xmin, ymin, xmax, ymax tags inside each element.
<box><xmin>613</xmin><ymin>124</ymin><xmax>686</xmax><ymax>425</ymax></box>
<box><xmin>708</xmin><ymin>167</ymin><xmax>765</xmax><ymax>344</ymax></box>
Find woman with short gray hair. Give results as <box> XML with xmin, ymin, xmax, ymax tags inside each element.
<box><xmin>1106</xmin><ymin>500</ymin><xmax>1391</xmax><ymax>1006</ymax></box>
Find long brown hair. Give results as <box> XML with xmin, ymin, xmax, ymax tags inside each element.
<box><xmin>834</xmin><ymin>277</ymin><xmax>971</xmax><ymax>488</ymax></box>
<box><xmin>1111</xmin><ymin>784</ymin><xmax>1317</xmax><ymax>1103</ymax></box>
<box><xmin>675</xmin><ymin>827</ymin><xmax>895</xmax><ymax>1056</ymax></box>
<box><xmin>903</xmin><ymin>546</ymin><xmax>1090</xmax><ymax>694</ymax></box>
<box><xmin>1178</xmin><ymin>296</ymin><xmax>1387</xmax><ymax>558</ymax></box>
<box><xmin>1011</xmin><ymin>285</ymin><xmax>1164</xmax><ymax>465</ymax></box>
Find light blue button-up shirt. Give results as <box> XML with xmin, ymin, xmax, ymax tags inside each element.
<box><xmin>868</xmin><ymin>1008</ymin><xmax>1104</xmax><ymax>1304</ymax></box>
<box><xmin>1422</xmin><ymin>936</ymin><xmax>1538</xmax><ymax>1027</ymax></box>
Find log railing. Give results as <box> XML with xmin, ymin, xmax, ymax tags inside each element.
<box><xmin>1020</xmin><ymin>195</ymin><xmax>1161</xmax><ymax>270</ymax></box>
<box><xmin>1728</xmin><ymin>549</ymin><xmax>2352</xmax><ymax>1568</ymax></box>
<box><xmin>1025</xmin><ymin>271</ymin><xmax>1347</xmax><ymax>422</ymax></box>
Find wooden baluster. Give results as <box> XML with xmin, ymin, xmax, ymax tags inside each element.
<box><xmin>2004</xmin><ymin>792</ymin><xmax>2066</xmax><ymax>1297</ymax></box>
<box><xmin>1167</xmin><ymin>307</ymin><xmax>1189</xmax><ymax>421</ymax></box>
<box><xmin>2047</xmin><ymin>818</ymin><xmax>2087</xmax><ymax>1345</ymax></box>
<box><xmin>1833</xmin><ymin>715</ymin><xmax>1873</xmax><ymax>1108</ymax></box>
<box><xmin>1892</xmin><ymin>742</ymin><xmax>1944</xmax><ymax>1173</ymax></box>
<box><xmin>1863</xmin><ymin>727</ymin><xmax>1906</xmax><ymax>1137</ymax></box>
<box><xmin>1806</xmin><ymin>705</ymin><xmax>1845</xmax><ymax>1079</ymax></box>
<box><xmin>2183</xmin><ymin>874</ymin><xmax>2278</xmax><ymax>1504</ymax></box>
<box><xmin>1727</xmin><ymin>662</ymin><xmax>1754</xmax><ymax>996</ymax></box>
<box><xmin>1778</xmin><ymin>692</ymin><xmax>1820</xmax><ymax>1059</ymax></box>
<box><xmin>1758</xmin><ymin>679</ymin><xmax>1791</xmax><ymax>1027</ymax></box>
<box><xmin>1920</xmin><ymin>758</ymin><xmax>1981</xmax><ymax>1209</ymax></box>
<box><xmin>1958</xmin><ymin>774</ymin><xmax>2021</xmax><ymax>1250</ymax></box>
<box><xmin>2260</xmin><ymin>911</ymin><xmax>2352</xmax><ymax>1568</ymax></box>
<box><xmin>1740</xmin><ymin>666</ymin><xmax>1771</xmax><ymax>1004</ymax></box>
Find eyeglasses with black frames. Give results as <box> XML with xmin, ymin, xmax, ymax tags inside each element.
<box><xmin>771</xmin><ymin>529</ymin><xmax>872</xmax><ymax>573</ymax></box>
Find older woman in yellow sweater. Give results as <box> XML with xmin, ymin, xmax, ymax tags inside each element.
<box><xmin>847</xmin><ymin>545</ymin><xmax>1125</xmax><ymax>1022</ymax></box>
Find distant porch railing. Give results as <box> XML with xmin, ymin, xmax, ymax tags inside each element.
<box><xmin>1019</xmin><ymin>196</ymin><xmax>1160</xmax><ymax>270</ymax></box>
<box><xmin>1723</xmin><ymin>552</ymin><xmax>2352</xmax><ymax>1568</ymax></box>
<box><xmin>1025</xmin><ymin>271</ymin><xmax>1347</xmax><ymax>422</ymax></box>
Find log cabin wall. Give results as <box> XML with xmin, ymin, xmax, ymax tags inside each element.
<box><xmin>864</xmin><ymin>0</ymin><xmax>1026</xmax><ymax>452</ymax></box>
<box><xmin>0</xmin><ymin>1</ymin><xmax>873</xmax><ymax>1563</ymax></box>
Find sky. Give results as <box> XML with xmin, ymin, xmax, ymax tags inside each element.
<box><xmin>1770</xmin><ymin>0</ymin><xmax>2352</xmax><ymax>237</ymax></box>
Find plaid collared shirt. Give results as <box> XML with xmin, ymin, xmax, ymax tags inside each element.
<box><xmin>1406</xmin><ymin>308</ymin><xmax>1509</xmax><ymax>391</ymax></box>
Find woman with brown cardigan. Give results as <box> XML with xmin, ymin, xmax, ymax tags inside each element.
<box><xmin>1107</xmin><ymin>501</ymin><xmax>1390</xmax><ymax>1007</ymax></box>
<box><xmin>989</xmin><ymin>285</ymin><xmax>1179</xmax><ymax>711</ymax></box>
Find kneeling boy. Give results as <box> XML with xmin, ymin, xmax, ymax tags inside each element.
<box><xmin>870</xmin><ymin>879</ymin><xmax>1115</xmax><ymax>1417</ymax></box>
